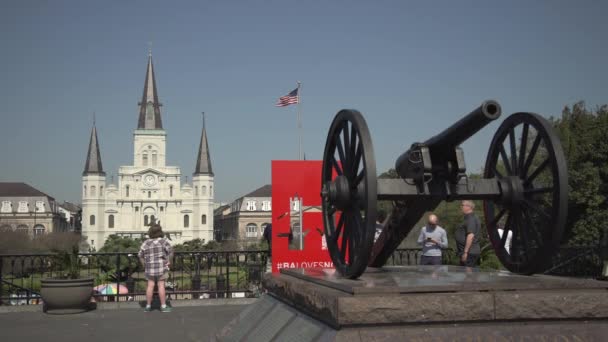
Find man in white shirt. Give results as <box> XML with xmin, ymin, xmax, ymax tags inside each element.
<box><xmin>497</xmin><ymin>226</ymin><xmax>513</xmax><ymax>254</ymax></box>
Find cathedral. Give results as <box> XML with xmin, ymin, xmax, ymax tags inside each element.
<box><xmin>81</xmin><ymin>53</ymin><xmax>214</xmax><ymax>251</ymax></box>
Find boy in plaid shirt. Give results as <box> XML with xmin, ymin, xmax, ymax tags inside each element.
<box><xmin>138</xmin><ymin>223</ymin><xmax>173</xmax><ymax>312</ymax></box>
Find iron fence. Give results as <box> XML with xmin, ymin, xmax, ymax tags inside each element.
<box><xmin>1</xmin><ymin>250</ymin><xmax>268</xmax><ymax>306</ymax></box>
<box><xmin>1</xmin><ymin>245</ymin><xmax>604</xmax><ymax>306</ymax></box>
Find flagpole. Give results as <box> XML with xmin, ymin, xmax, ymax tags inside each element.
<box><xmin>297</xmin><ymin>81</ymin><xmax>302</xmax><ymax>160</ymax></box>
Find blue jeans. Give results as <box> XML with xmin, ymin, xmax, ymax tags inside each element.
<box><xmin>420</xmin><ymin>255</ymin><xmax>442</xmax><ymax>265</ymax></box>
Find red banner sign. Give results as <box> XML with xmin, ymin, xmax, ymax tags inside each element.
<box><xmin>271</xmin><ymin>160</ymin><xmax>333</xmax><ymax>273</ymax></box>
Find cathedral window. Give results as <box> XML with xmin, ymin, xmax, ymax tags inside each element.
<box><xmin>108</xmin><ymin>215</ymin><xmax>115</xmax><ymax>228</ymax></box>
<box><xmin>83</xmin><ymin>186</ymin><xmax>87</xmax><ymax>197</ymax></box>
<box><xmin>183</xmin><ymin>215</ymin><xmax>190</xmax><ymax>228</ymax></box>
<box><xmin>262</xmin><ymin>201</ymin><xmax>271</xmax><ymax>211</ymax></box>
<box><xmin>195</xmin><ymin>186</ymin><xmax>198</xmax><ymax>196</ymax></box>
<box><xmin>246</xmin><ymin>223</ymin><xmax>258</xmax><ymax>238</ymax></box>
<box><xmin>146</xmin><ymin>103</ymin><xmax>154</xmax><ymax>120</ymax></box>
<box><xmin>100</xmin><ymin>186</ymin><xmax>104</xmax><ymax>196</ymax></box>
<box><xmin>170</xmin><ymin>186</ymin><xmax>173</xmax><ymax>197</ymax></box>
<box><xmin>151</xmin><ymin>215</ymin><xmax>155</xmax><ymax>225</ymax></box>
<box><xmin>91</xmin><ymin>186</ymin><xmax>96</xmax><ymax>197</ymax></box>
<box><xmin>202</xmin><ymin>214</ymin><xmax>207</xmax><ymax>225</ymax></box>
<box><xmin>143</xmin><ymin>152</ymin><xmax>148</xmax><ymax>166</ymax></box>
<box><xmin>126</xmin><ymin>185</ymin><xmax>130</xmax><ymax>197</ymax></box>
<box><xmin>152</xmin><ymin>152</ymin><xmax>157</xmax><ymax>166</ymax></box>
<box><xmin>144</xmin><ymin>215</ymin><xmax>149</xmax><ymax>226</ymax></box>
<box><xmin>148</xmin><ymin>191</ymin><xmax>151</xmax><ymax>198</ymax></box>
<box><xmin>202</xmin><ymin>186</ymin><xmax>207</xmax><ymax>196</ymax></box>
<box><xmin>90</xmin><ymin>215</ymin><xmax>96</xmax><ymax>226</ymax></box>
<box><xmin>246</xmin><ymin>201</ymin><xmax>256</xmax><ymax>211</ymax></box>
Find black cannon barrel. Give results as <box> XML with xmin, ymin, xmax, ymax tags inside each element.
<box><xmin>395</xmin><ymin>100</ymin><xmax>501</xmax><ymax>177</ymax></box>
<box><xmin>424</xmin><ymin>100</ymin><xmax>501</xmax><ymax>148</ymax></box>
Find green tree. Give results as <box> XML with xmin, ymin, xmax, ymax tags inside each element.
<box><xmin>552</xmin><ymin>102</ymin><xmax>608</xmax><ymax>245</ymax></box>
<box><xmin>98</xmin><ymin>235</ymin><xmax>143</xmax><ymax>280</ymax></box>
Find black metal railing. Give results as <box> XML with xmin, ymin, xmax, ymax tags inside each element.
<box><xmin>543</xmin><ymin>245</ymin><xmax>604</xmax><ymax>278</ymax></box>
<box><xmin>1</xmin><ymin>246</ymin><xmax>604</xmax><ymax>306</ymax></box>
<box><xmin>1</xmin><ymin>250</ymin><xmax>269</xmax><ymax>306</ymax></box>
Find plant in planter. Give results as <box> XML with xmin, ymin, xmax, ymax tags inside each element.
<box><xmin>40</xmin><ymin>233</ymin><xmax>95</xmax><ymax>313</ymax></box>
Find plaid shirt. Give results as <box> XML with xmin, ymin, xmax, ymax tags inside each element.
<box><xmin>138</xmin><ymin>238</ymin><xmax>173</xmax><ymax>277</ymax></box>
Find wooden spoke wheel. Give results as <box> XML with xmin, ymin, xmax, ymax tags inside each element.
<box><xmin>321</xmin><ymin>110</ymin><xmax>377</xmax><ymax>279</ymax></box>
<box><xmin>483</xmin><ymin>112</ymin><xmax>568</xmax><ymax>274</ymax></box>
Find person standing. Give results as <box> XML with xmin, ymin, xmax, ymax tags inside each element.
<box><xmin>455</xmin><ymin>200</ymin><xmax>481</xmax><ymax>267</ymax></box>
<box><xmin>138</xmin><ymin>223</ymin><xmax>173</xmax><ymax>312</ymax></box>
<box><xmin>375</xmin><ymin>209</ymin><xmax>387</xmax><ymax>243</ymax></box>
<box><xmin>262</xmin><ymin>223</ymin><xmax>273</xmax><ymax>273</ymax></box>
<box><xmin>417</xmin><ymin>214</ymin><xmax>448</xmax><ymax>265</ymax></box>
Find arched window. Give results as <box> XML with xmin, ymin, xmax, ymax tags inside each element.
<box><xmin>90</xmin><ymin>215</ymin><xmax>96</xmax><ymax>226</ymax></box>
<box><xmin>83</xmin><ymin>186</ymin><xmax>87</xmax><ymax>197</ymax></box>
<box><xmin>108</xmin><ymin>215</ymin><xmax>115</xmax><ymax>228</ymax></box>
<box><xmin>144</xmin><ymin>215</ymin><xmax>149</xmax><ymax>226</ymax></box>
<box><xmin>195</xmin><ymin>186</ymin><xmax>198</xmax><ymax>196</ymax></box>
<box><xmin>170</xmin><ymin>185</ymin><xmax>173</xmax><ymax>197</ymax></box>
<box><xmin>148</xmin><ymin>191</ymin><xmax>151</xmax><ymax>198</ymax></box>
<box><xmin>100</xmin><ymin>186</ymin><xmax>104</xmax><ymax>196</ymax></box>
<box><xmin>0</xmin><ymin>224</ymin><xmax>12</xmax><ymax>232</ymax></box>
<box><xmin>210</xmin><ymin>186</ymin><xmax>213</xmax><ymax>196</ymax></box>
<box><xmin>202</xmin><ymin>186</ymin><xmax>207</xmax><ymax>196</ymax></box>
<box><xmin>201</xmin><ymin>214</ymin><xmax>207</xmax><ymax>225</ymax></box>
<box><xmin>184</xmin><ymin>215</ymin><xmax>190</xmax><ymax>228</ymax></box>
<box><xmin>91</xmin><ymin>186</ymin><xmax>96</xmax><ymax>197</ymax></box>
<box><xmin>246</xmin><ymin>223</ymin><xmax>258</xmax><ymax>238</ymax></box>
<box><xmin>33</xmin><ymin>224</ymin><xmax>45</xmax><ymax>236</ymax></box>
<box><xmin>17</xmin><ymin>224</ymin><xmax>29</xmax><ymax>234</ymax></box>
<box><xmin>126</xmin><ymin>185</ymin><xmax>130</xmax><ymax>197</ymax></box>
<box><xmin>142</xmin><ymin>152</ymin><xmax>148</xmax><ymax>166</ymax></box>
<box><xmin>150</xmin><ymin>215</ymin><xmax>155</xmax><ymax>225</ymax></box>
<box><xmin>152</xmin><ymin>152</ymin><xmax>157</xmax><ymax>166</ymax></box>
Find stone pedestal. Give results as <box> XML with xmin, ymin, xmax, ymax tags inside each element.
<box><xmin>214</xmin><ymin>266</ymin><xmax>608</xmax><ymax>341</ymax></box>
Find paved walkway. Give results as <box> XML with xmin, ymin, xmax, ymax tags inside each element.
<box><xmin>0</xmin><ymin>300</ymin><xmax>250</xmax><ymax>342</ymax></box>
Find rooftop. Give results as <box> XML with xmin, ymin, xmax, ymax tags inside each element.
<box><xmin>243</xmin><ymin>184</ymin><xmax>271</xmax><ymax>198</ymax></box>
<box><xmin>0</xmin><ymin>182</ymin><xmax>53</xmax><ymax>199</ymax></box>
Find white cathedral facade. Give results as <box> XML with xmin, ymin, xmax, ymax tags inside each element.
<box><xmin>81</xmin><ymin>53</ymin><xmax>214</xmax><ymax>251</ymax></box>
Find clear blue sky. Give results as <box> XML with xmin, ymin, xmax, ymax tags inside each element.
<box><xmin>0</xmin><ymin>0</ymin><xmax>606</xmax><ymax>204</ymax></box>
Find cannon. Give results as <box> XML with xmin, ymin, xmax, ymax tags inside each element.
<box><xmin>320</xmin><ymin>100</ymin><xmax>568</xmax><ymax>279</ymax></box>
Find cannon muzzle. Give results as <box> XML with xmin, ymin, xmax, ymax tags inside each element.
<box><xmin>395</xmin><ymin>100</ymin><xmax>501</xmax><ymax>180</ymax></box>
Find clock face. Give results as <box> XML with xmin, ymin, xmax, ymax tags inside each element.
<box><xmin>143</xmin><ymin>174</ymin><xmax>156</xmax><ymax>187</ymax></box>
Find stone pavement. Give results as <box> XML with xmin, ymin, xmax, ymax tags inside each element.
<box><xmin>0</xmin><ymin>299</ymin><xmax>255</xmax><ymax>342</ymax></box>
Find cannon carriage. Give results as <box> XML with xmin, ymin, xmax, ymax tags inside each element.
<box><xmin>320</xmin><ymin>100</ymin><xmax>568</xmax><ymax>279</ymax></box>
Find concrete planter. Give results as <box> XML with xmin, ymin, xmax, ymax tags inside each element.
<box><xmin>40</xmin><ymin>277</ymin><xmax>95</xmax><ymax>313</ymax></box>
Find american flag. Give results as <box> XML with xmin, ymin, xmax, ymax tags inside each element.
<box><xmin>275</xmin><ymin>87</ymin><xmax>299</xmax><ymax>107</ymax></box>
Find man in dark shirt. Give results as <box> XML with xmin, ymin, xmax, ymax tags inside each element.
<box><xmin>455</xmin><ymin>200</ymin><xmax>481</xmax><ymax>267</ymax></box>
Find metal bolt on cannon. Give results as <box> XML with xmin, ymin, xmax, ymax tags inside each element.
<box><xmin>320</xmin><ymin>100</ymin><xmax>568</xmax><ymax>279</ymax></box>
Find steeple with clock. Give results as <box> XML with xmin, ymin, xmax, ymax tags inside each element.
<box><xmin>81</xmin><ymin>50</ymin><xmax>215</xmax><ymax>251</ymax></box>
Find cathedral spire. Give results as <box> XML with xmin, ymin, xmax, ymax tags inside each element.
<box><xmin>137</xmin><ymin>53</ymin><xmax>163</xmax><ymax>130</ymax></box>
<box><xmin>83</xmin><ymin>119</ymin><xmax>105</xmax><ymax>176</ymax></box>
<box><xmin>194</xmin><ymin>112</ymin><xmax>214</xmax><ymax>176</ymax></box>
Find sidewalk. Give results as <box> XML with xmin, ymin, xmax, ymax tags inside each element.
<box><xmin>0</xmin><ymin>300</ymin><xmax>253</xmax><ymax>342</ymax></box>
